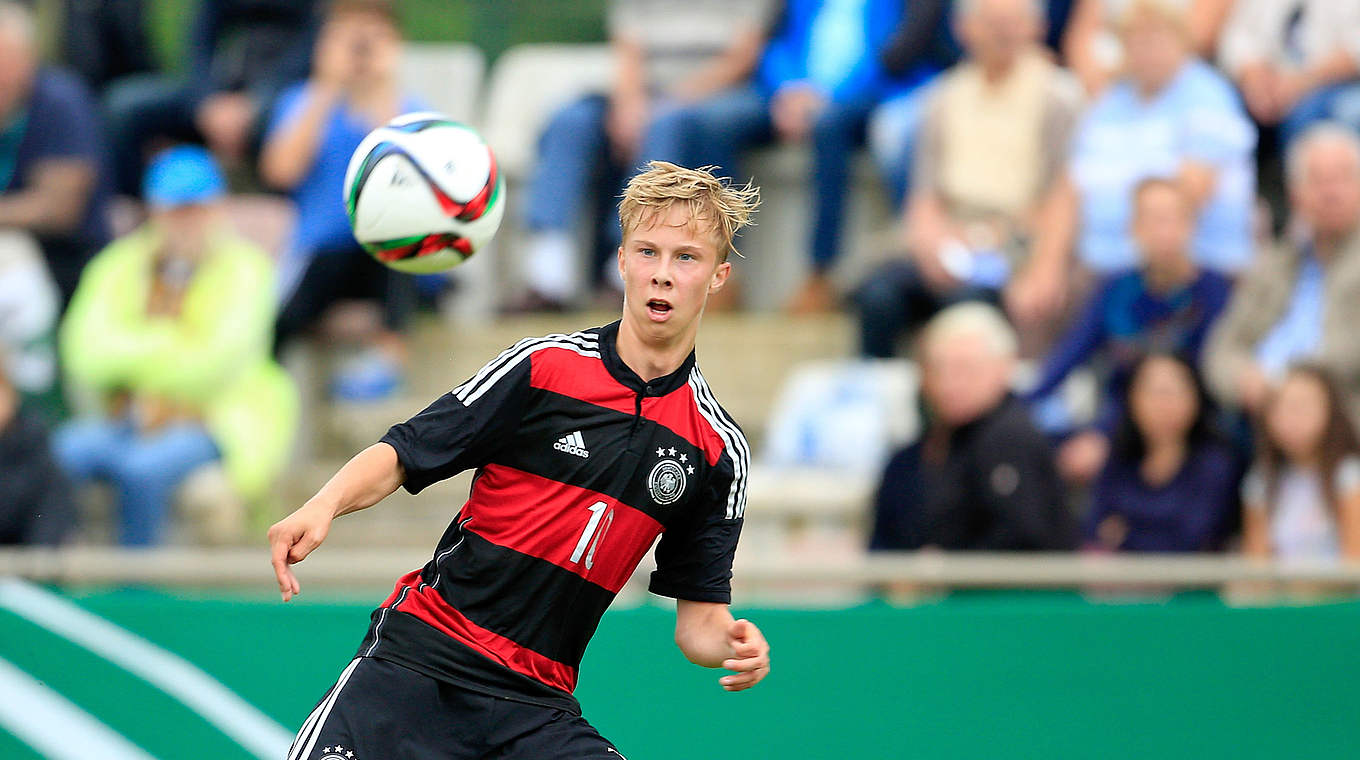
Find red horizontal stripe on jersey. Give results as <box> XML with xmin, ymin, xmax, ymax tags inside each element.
<box><xmin>530</xmin><ymin>347</ymin><xmax>725</xmax><ymax>466</ymax></box>
<box><xmin>530</xmin><ymin>347</ymin><xmax>635</xmax><ymax>416</ymax></box>
<box><xmin>465</xmin><ymin>464</ymin><xmax>662</xmax><ymax>594</ymax></box>
<box><xmin>643</xmin><ymin>390</ymin><xmax>725</xmax><ymax>467</ymax></box>
<box><xmin>388</xmin><ymin>576</ymin><xmax>579</xmax><ymax>693</ymax></box>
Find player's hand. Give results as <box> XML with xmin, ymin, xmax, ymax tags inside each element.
<box><xmin>267</xmin><ymin>501</ymin><xmax>335</xmax><ymax>602</ymax></box>
<box><xmin>720</xmin><ymin>618</ymin><xmax>770</xmax><ymax>692</ymax></box>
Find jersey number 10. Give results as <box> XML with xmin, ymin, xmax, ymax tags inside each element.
<box><xmin>569</xmin><ymin>501</ymin><xmax>613</xmax><ymax>570</ymax></box>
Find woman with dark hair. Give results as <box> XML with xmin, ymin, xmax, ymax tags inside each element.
<box><xmin>1242</xmin><ymin>364</ymin><xmax>1360</xmax><ymax>561</ymax></box>
<box><xmin>1085</xmin><ymin>352</ymin><xmax>1239</xmax><ymax>551</ymax></box>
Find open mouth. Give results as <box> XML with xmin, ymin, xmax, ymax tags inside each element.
<box><xmin>646</xmin><ymin>299</ymin><xmax>673</xmax><ymax>320</ymax></box>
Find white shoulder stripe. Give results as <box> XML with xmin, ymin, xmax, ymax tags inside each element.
<box><xmin>688</xmin><ymin>368</ymin><xmax>749</xmax><ymax>519</ymax></box>
<box><xmin>454</xmin><ymin>330</ymin><xmax>598</xmax><ymax>404</ymax></box>
<box><xmin>693</xmin><ymin>367</ymin><xmax>750</xmax><ymax>518</ymax></box>
<box><xmin>461</xmin><ymin>339</ymin><xmax>600</xmax><ymax>407</ymax></box>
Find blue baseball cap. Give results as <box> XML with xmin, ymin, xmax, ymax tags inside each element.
<box><xmin>143</xmin><ymin>145</ymin><xmax>226</xmax><ymax>208</ymax></box>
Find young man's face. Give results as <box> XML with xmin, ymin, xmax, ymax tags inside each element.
<box><xmin>1133</xmin><ymin>184</ymin><xmax>1193</xmax><ymax>269</ymax></box>
<box><xmin>617</xmin><ymin>203</ymin><xmax>731</xmax><ymax>344</ymax></box>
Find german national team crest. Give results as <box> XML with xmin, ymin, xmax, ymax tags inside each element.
<box><xmin>321</xmin><ymin>746</ymin><xmax>356</xmax><ymax>760</ymax></box>
<box><xmin>649</xmin><ymin>446</ymin><xmax>692</xmax><ymax>505</ymax></box>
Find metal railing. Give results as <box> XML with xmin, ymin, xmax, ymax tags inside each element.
<box><xmin>2</xmin><ymin>547</ymin><xmax>1359</xmax><ymax>593</ymax></box>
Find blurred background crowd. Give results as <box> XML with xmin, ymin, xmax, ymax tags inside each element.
<box><xmin>2</xmin><ymin>0</ymin><xmax>1360</xmax><ymax>584</ymax></box>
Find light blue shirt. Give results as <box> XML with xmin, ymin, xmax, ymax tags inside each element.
<box><xmin>807</xmin><ymin>0</ymin><xmax>869</xmax><ymax>92</ymax></box>
<box><xmin>1255</xmin><ymin>251</ymin><xmax>1325</xmax><ymax>378</ymax></box>
<box><xmin>1070</xmin><ymin>60</ymin><xmax>1256</xmax><ymax>275</ymax></box>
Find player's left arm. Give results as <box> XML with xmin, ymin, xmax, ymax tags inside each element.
<box><xmin>675</xmin><ymin>599</ymin><xmax>770</xmax><ymax>692</ymax></box>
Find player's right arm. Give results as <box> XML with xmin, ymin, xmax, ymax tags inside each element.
<box><xmin>268</xmin><ymin>442</ymin><xmax>405</xmax><ymax>601</ymax></box>
<box><xmin>269</xmin><ymin>337</ymin><xmax>540</xmax><ymax>601</ymax></box>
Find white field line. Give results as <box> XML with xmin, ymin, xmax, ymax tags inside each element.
<box><xmin>0</xmin><ymin>656</ymin><xmax>156</xmax><ymax>760</ymax></box>
<box><xmin>0</xmin><ymin>578</ymin><xmax>292</xmax><ymax>759</ymax></box>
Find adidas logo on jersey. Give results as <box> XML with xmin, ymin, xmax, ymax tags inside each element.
<box><xmin>554</xmin><ymin>431</ymin><xmax>590</xmax><ymax>458</ymax></box>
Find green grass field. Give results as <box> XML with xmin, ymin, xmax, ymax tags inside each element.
<box><xmin>1</xmin><ymin>582</ymin><xmax>1357</xmax><ymax>759</ymax></box>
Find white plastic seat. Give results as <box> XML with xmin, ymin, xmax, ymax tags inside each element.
<box><xmin>399</xmin><ymin>43</ymin><xmax>487</xmax><ymax>124</ymax></box>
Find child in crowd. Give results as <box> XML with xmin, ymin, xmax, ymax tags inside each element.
<box><xmin>1085</xmin><ymin>353</ymin><xmax>1238</xmax><ymax>552</ymax></box>
<box><xmin>1242</xmin><ymin>364</ymin><xmax>1360</xmax><ymax>561</ymax></box>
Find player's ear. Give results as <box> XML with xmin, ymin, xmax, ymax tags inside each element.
<box><xmin>616</xmin><ymin>246</ymin><xmax>627</xmax><ymax>282</ymax></box>
<box><xmin>709</xmin><ymin>260</ymin><xmax>731</xmax><ymax>294</ymax></box>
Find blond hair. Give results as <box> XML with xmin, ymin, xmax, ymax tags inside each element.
<box><xmin>618</xmin><ymin>161</ymin><xmax>760</xmax><ymax>263</ymax></box>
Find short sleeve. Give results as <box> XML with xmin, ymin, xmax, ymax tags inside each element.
<box><xmin>649</xmin><ymin>441</ymin><xmax>747</xmax><ymax>603</ymax></box>
<box><xmin>1180</xmin><ymin>71</ymin><xmax>1255</xmax><ymax>166</ymax></box>
<box><xmin>909</xmin><ymin>88</ymin><xmax>946</xmax><ymax>195</ymax></box>
<box><xmin>1334</xmin><ymin>457</ymin><xmax>1360</xmax><ymax>494</ymax></box>
<box><xmin>1037</xmin><ymin>73</ymin><xmax>1083</xmax><ymax>193</ymax></box>
<box><xmin>1241</xmin><ymin>468</ymin><xmax>1266</xmax><ymax>508</ymax></box>
<box><xmin>24</xmin><ymin>72</ymin><xmax>102</xmax><ymax>164</ymax></box>
<box><xmin>380</xmin><ymin>344</ymin><xmax>533</xmax><ymax>494</ymax></box>
<box><xmin>264</xmin><ymin>83</ymin><xmax>310</xmax><ymax>141</ymax></box>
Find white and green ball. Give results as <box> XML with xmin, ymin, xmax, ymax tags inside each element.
<box><xmin>342</xmin><ymin>112</ymin><xmax>505</xmax><ymax>274</ymax></box>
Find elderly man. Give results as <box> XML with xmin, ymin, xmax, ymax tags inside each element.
<box><xmin>1205</xmin><ymin>125</ymin><xmax>1360</xmax><ymax>424</ymax></box>
<box><xmin>869</xmin><ymin>302</ymin><xmax>1076</xmax><ymax>551</ymax></box>
<box><xmin>856</xmin><ymin>0</ymin><xmax>1084</xmax><ymax>357</ymax></box>
<box><xmin>0</xmin><ymin>0</ymin><xmax>111</xmax><ymax>307</ymax></box>
<box><xmin>1219</xmin><ymin>0</ymin><xmax>1360</xmax><ymax>147</ymax></box>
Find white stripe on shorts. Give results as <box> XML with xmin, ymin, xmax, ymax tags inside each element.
<box><xmin>289</xmin><ymin>658</ymin><xmax>361</xmax><ymax>760</ymax></box>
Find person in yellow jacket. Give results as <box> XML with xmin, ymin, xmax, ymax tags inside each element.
<box><xmin>55</xmin><ymin>146</ymin><xmax>297</xmax><ymax>546</ymax></box>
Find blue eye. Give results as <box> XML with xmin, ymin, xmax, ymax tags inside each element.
<box><xmin>640</xmin><ymin>248</ymin><xmax>655</xmax><ymax>256</ymax></box>
<box><xmin>678</xmin><ymin>253</ymin><xmax>694</xmax><ymax>261</ymax></box>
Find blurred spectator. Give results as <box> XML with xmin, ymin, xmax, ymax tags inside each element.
<box><xmin>1030</xmin><ymin>179</ymin><xmax>1231</xmax><ymax>481</ymax></box>
<box><xmin>517</xmin><ymin>0</ymin><xmax>768</xmax><ymax>309</ymax></box>
<box><xmin>0</xmin><ymin>228</ymin><xmax>59</xmax><ymax>413</ymax></box>
<box><xmin>0</xmin><ymin>360</ymin><xmax>75</xmax><ymax>546</ymax></box>
<box><xmin>1204</xmin><ymin>125</ymin><xmax>1360</xmax><ymax>424</ymax></box>
<box><xmin>869</xmin><ymin>303</ymin><xmax>1076</xmax><ymax>551</ymax></box>
<box><xmin>55</xmin><ymin>147</ymin><xmax>296</xmax><ymax>547</ymax></box>
<box><xmin>261</xmin><ymin>0</ymin><xmax>418</xmax><ymax>400</ymax></box>
<box><xmin>856</xmin><ymin>0</ymin><xmax>1083</xmax><ymax>358</ymax></box>
<box><xmin>1242</xmin><ymin>364</ymin><xmax>1360</xmax><ymax>561</ymax></box>
<box><xmin>864</xmin><ymin>0</ymin><xmax>959</xmax><ymax>206</ymax></box>
<box><xmin>0</xmin><ymin>0</ymin><xmax>112</xmax><ymax>308</ymax></box>
<box><xmin>1064</xmin><ymin>0</ymin><xmax>1238</xmax><ymax>96</ymax></box>
<box><xmin>1219</xmin><ymin>0</ymin><xmax>1360</xmax><ymax>149</ymax></box>
<box><xmin>1069</xmin><ymin>0</ymin><xmax>1256</xmax><ymax>278</ymax></box>
<box><xmin>59</xmin><ymin>0</ymin><xmax>155</xmax><ymax>94</ymax></box>
<box><xmin>869</xmin><ymin>0</ymin><xmax>1082</xmax><ymax>206</ymax></box>
<box><xmin>105</xmin><ymin>0</ymin><xmax>318</xmax><ymax>196</ymax></box>
<box><xmin>1085</xmin><ymin>353</ymin><xmax>1238</xmax><ymax>552</ymax></box>
<box><xmin>679</xmin><ymin>0</ymin><xmax>917</xmax><ymax>312</ymax></box>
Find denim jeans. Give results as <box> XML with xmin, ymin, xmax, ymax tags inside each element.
<box><xmin>855</xmin><ymin>258</ymin><xmax>1001</xmax><ymax>358</ymax></box>
<box><xmin>524</xmin><ymin>94</ymin><xmax>691</xmax><ymax>233</ymax></box>
<box><xmin>677</xmin><ymin>84</ymin><xmax>875</xmax><ymax>273</ymax></box>
<box><xmin>54</xmin><ymin>417</ymin><xmax>220</xmax><ymax>546</ymax></box>
<box><xmin>1280</xmin><ymin>80</ymin><xmax>1360</xmax><ymax>149</ymax></box>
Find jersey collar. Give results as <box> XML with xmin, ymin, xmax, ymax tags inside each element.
<box><xmin>597</xmin><ymin>320</ymin><xmax>696</xmax><ymax>397</ymax></box>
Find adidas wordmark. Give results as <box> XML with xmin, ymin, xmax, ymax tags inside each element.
<box><xmin>554</xmin><ymin>431</ymin><xmax>590</xmax><ymax>458</ymax></box>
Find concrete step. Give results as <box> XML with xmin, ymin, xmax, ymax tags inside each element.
<box><xmin>307</xmin><ymin>310</ymin><xmax>856</xmax><ymax>456</ymax></box>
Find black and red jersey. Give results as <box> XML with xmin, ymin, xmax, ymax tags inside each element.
<box><xmin>358</xmin><ymin>320</ymin><xmax>748</xmax><ymax>714</ymax></box>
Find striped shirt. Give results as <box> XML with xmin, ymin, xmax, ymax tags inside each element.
<box><xmin>360</xmin><ymin>320</ymin><xmax>748</xmax><ymax>713</ymax></box>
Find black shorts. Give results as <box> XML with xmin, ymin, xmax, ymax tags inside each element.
<box><xmin>287</xmin><ymin>656</ymin><xmax>626</xmax><ymax>760</ymax></box>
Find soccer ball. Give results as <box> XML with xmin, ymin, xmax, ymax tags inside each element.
<box><xmin>343</xmin><ymin>112</ymin><xmax>505</xmax><ymax>274</ymax></box>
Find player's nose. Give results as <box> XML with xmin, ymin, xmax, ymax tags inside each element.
<box><xmin>650</xmin><ymin>257</ymin><xmax>674</xmax><ymax>287</ymax></box>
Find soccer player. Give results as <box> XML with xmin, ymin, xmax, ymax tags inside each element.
<box><xmin>268</xmin><ymin>161</ymin><xmax>770</xmax><ymax>760</ymax></box>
